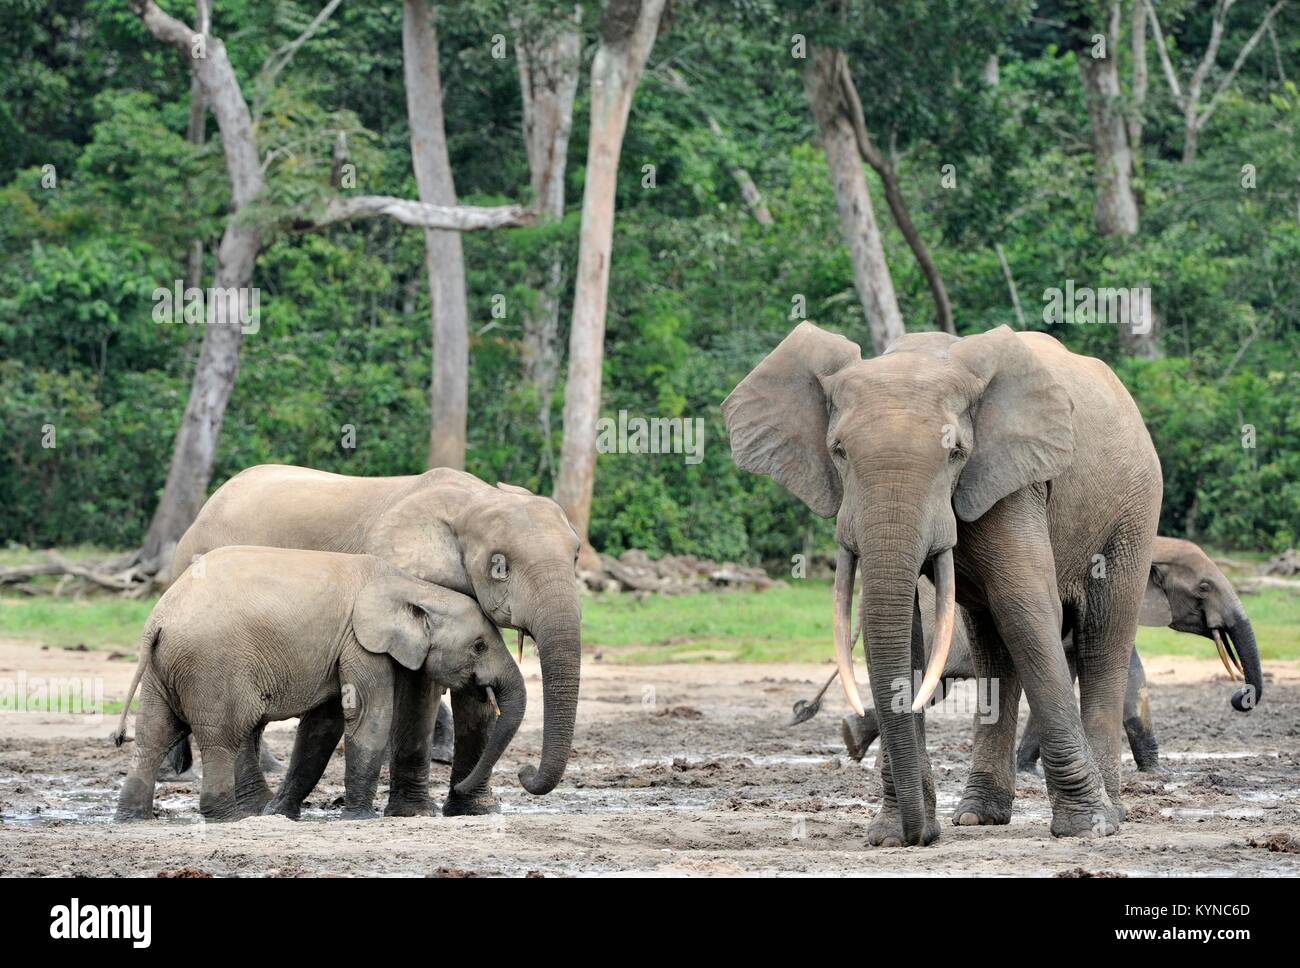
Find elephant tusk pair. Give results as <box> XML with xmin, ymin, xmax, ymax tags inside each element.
<box><xmin>1212</xmin><ymin>629</ymin><xmax>1241</xmax><ymax>681</ymax></box>
<box><xmin>831</xmin><ymin>548</ymin><xmax>955</xmax><ymax>717</ymax></box>
<box><xmin>911</xmin><ymin>548</ymin><xmax>956</xmax><ymax>714</ymax></box>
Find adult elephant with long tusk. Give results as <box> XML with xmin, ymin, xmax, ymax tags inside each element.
<box><xmin>166</xmin><ymin>465</ymin><xmax>582</xmax><ymax>817</ymax></box>
<box><xmin>724</xmin><ymin>323</ymin><xmax>1162</xmax><ymax>845</ymax></box>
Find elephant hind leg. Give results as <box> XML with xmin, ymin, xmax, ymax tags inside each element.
<box><xmin>116</xmin><ymin>677</ymin><xmax>187</xmax><ymax>822</ymax></box>
<box><xmin>267</xmin><ymin>698</ymin><xmax>344</xmax><ymax>820</ymax></box>
<box><xmin>235</xmin><ymin>725</ymin><xmax>274</xmax><ymax>816</ymax></box>
<box><xmin>1123</xmin><ymin>648</ymin><xmax>1160</xmax><ymax>772</ymax></box>
<box><xmin>954</xmin><ymin>610</ymin><xmax>1021</xmax><ymax>826</ymax></box>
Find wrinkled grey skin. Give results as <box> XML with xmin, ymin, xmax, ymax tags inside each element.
<box><xmin>166</xmin><ymin>465</ymin><xmax>581</xmax><ymax>816</ymax></box>
<box><xmin>114</xmin><ymin>547</ymin><xmax>523</xmax><ymax>822</ymax></box>
<box><xmin>832</xmin><ymin>537</ymin><xmax>1262</xmax><ymax>772</ymax></box>
<box><xmin>725</xmin><ymin>324</ymin><xmax>1162</xmax><ymax>845</ymax></box>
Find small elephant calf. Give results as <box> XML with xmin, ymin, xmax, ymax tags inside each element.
<box><xmin>112</xmin><ymin>546</ymin><xmax>524</xmax><ymax>822</ymax></box>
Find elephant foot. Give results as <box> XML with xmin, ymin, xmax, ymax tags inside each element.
<box><xmin>384</xmin><ymin>796</ymin><xmax>438</xmax><ymax>818</ymax></box>
<box><xmin>840</xmin><ymin>713</ymin><xmax>877</xmax><ymax>762</ymax></box>
<box><xmin>114</xmin><ymin>799</ymin><xmax>155</xmax><ymax>823</ymax></box>
<box><xmin>199</xmin><ymin>802</ymin><xmax>242</xmax><ymax>823</ymax></box>
<box><xmin>1048</xmin><ymin>798</ymin><xmax>1122</xmax><ymax>839</ymax></box>
<box><xmin>341</xmin><ymin>805</ymin><xmax>379</xmax><ymax>820</ymax></box>
<box><xmin>263</xmin><ymin>796</ymin><xmax>302</xmax><ymax>821</ymax></box>
<box><xmin>952</xmin><ymin>789</ymin><xmax>1014</xmax><ymax>827</ymax></box>
<box><xmin>867</xmin><ymin>805</ymin><xmax>940</xmax><ymax>848</ymax></box>
<box><xmin>442</xmin><ymin>790</ymin><xmax>501</xmax><ymax>817</ymax></box>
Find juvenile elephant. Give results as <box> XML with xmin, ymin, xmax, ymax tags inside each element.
<box><xmin>725</xmin><ymin>324</ymin><xmax>1162</xmax><ymax>845</ymax></box>
<box><xmin>114</xmin><ymin>547</ymin><xmax>523</xmax><ymax>822</ymax></box>
<box><xmin>167</xmin><ymin>465</ymin><xmax>582</xmax><ymax>817</ymax></box>
<box><xmin>817</xmin><ymin>538</ymin><xmax>1262</xmax><ymax>772</ymax></box>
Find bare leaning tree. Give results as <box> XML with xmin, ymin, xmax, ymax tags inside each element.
<box><xmin>552</xmin><ymin>0</ymin><xmax>671</xmax><ymax>565</ymax></box>
<box><xmin>22</xmin><ymin>1</ymin><xmax>535</xmax><ymax>589</ymax></box>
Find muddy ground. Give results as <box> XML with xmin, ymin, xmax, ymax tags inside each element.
<box><xmin>1</xmin><ymin>639</ymin><xmax>1298</xmax><ymax>877</ymax></box>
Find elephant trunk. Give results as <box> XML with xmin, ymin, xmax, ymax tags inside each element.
<box><xmin>454</xmin><ymin>657</ymin><xmax>527</xmax><ymax>796</ymax></box>
<box><xmin>859</xmin><ymin>529</ymin><xmax>929</xmax><ymax>846</ymax></box>
<box><xmin>518</xmin><ymin>586</ymin><xmax>582</xmax><ymax>795</ymax></box>
<box><xmin>1225</xmin><ymin>609</ymin><xmax>1263</xmax><ymax>712</ymax></box>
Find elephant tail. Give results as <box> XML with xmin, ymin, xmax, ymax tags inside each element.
<box><xmin>112</xmin><ymin>619</ymin><xmax>160</xmax><ymax>747</ymax></box>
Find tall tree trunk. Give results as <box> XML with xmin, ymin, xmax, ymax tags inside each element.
<box><xmin>403</xmin><ymin>0</ymin><xmax>470</xmax><ymax>471</ymax></box>
<box><xmin>515</xmin><ymin>7</ymin><xmax>582</xmax><ymax>475</ymax></box>
<box><xmin>1078</xmin><ymin>3</ymin><xmax>1140</xmax><ymax>237</ymax></box>
<box><xmin>553</xmin><ymin>0</ymin><xmax>668</xmax><ymax>559</ymax></box>
<box><xmin>134</xmin><ymin>1</ymin><xmax>263</xmax><ymax>570</ymax></box>
<box><xmin>835</xmin><ymin>52</ymin><xmax>954</xmax><ymax>336</ymax></box>
<box><xmin>804</xmin><ymin>45</ymin><xmax>905</xmax><ymax>355</ymax></box>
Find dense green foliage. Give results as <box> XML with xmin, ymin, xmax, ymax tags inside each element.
<box><xmin>1</xmin><ymin>0</ymin><xmax>1297</xmax><ymax>558</ymax></box>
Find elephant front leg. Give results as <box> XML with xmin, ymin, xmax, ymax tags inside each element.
<box><xmin>955</xmin><ymin>611</ymin><xmax>1022</xmax><ymax>825</ymax></box>
<box><xmin>1122</xmin><ymin>647</ymin><xmax>1160</xmax><ymax>772</ymax></box>
<box><xmin>266</xmin><ymin>699</ymin><xmax>344</xmax><ymax>819</ymax></box>
<box><xmin>443</xmin><ymin>687</ymin><xmax>501</xmax><ymax>816</ymax></box>
<box><xmin>384</xmin><ymin>671</ymin><xmax>439</xmax><ymax>817</ymax></box>
<box><xmin>339</xmin><ymin>659</ymin><xmax>395</xmax><ymax>820</ymax></box>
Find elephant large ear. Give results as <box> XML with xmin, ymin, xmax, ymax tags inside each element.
<box><xmin>352</xmin><ymin>575</ymin><xmax>455</xmax><ymax>671</ymax></box>
<box><xmin>722</xmin><ymin>322</ymin><xmax>862</xmax><ymax>517</ymax></box>
<box><xmin>950</xmin><ymin>327</ymin><xmax>1075</xmax><ymax>522</ymax></box>
<box><xmin>1139</xmin><ymin>565</ymin><xmax>1174</xmax><ymax>627</ymax></box>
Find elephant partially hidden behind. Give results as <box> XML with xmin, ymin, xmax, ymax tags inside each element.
<box><xmin>798</xmin><ymin>537</ymin><xmax>1263</xmax><ymax>772</ymax></box>
<box><xmin>162</xmin><ymin>465</ymin><xmax>583</xmax><ymax>817</ymax></box>
<box><xmin>114</xmin><ymin>547</ymin><xmax>524</xmax><ymax>822</ymax></box>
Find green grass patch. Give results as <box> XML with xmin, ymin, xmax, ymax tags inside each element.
<box><xmin>0</xmin><ymin>595</ymin><xmax>158</xmax><ymax>650</ymax></box>
<box><xmin>3</xmin><ymin>572</ymin><xmax>1296</xmax><ymax>664</ymax></box>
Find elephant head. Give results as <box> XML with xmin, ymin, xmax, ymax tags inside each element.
<box><xmin>724</xmin><ymin>322</ymin><xmax>1075</xmax><ymax>845</ymax></box>
<box><xmin>452</xmin><ymin>483</ymin><xmax>581</xmax><ymax>796</ymax></box>
<box><xmin>353</xmin><ymin>574</ymin><xmax>526</xmax><ymax>796</ymax></box>
<box><xmin>1141</xmin><ymin>536</ymin><xmax>1263</xmax><ymax>711</ymax></box>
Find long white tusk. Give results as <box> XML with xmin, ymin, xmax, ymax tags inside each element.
<box><xmin>912</xmin><ymin>548</ymin><xmax>956</xmax><ymax>713</ymax></box>
<box><xmin>833</xmin><ymin>548</ymin><xmax>866</xmax><ymax>717</ymax></box>
<box><xmin>1212</xmin><ymin>629</ymin><xmax>1239</xmax><ymax>682</ymax></box>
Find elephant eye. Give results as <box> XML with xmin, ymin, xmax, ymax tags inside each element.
<box><xmin>473</xmin><ymin>639</ymin><xmax>488</xmax><ymax>655</ymax></box>
<box><xmin>831</xmin><ymin>441</ymin><xmax>847</xmax><ymax>460</ymax></box>
<box><xmin>1198</xmin><ymin>580</ymin><xmax>1213</xmax><ymax>594</ymax></box>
